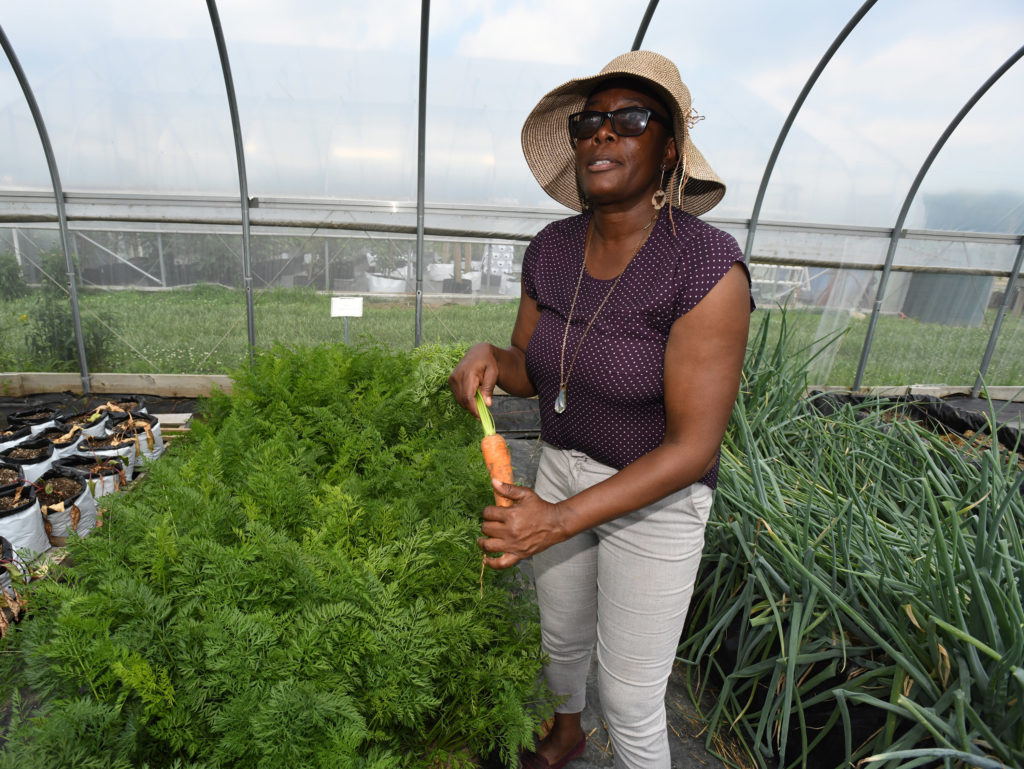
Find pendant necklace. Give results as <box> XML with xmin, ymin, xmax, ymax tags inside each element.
<box><xmin>554</xmin><ymin>211</ymin><xmax>658</xmax><ymax>415</ymax></box>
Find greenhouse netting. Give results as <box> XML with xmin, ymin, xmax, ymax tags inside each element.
<box><xmin>1</xmin><ymin>0</ymin><xmax>1022</xmax><ymax>392</ymax></box>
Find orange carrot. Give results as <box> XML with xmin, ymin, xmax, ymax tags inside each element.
<box><xmin>475</xmin><ymin>390</ymin><xmax>513</xmax><ymax>507</ymax></box>
<box><xmin>474</xmin><ymin>390</ymin><xmax>513</xmax><ymax>597</ymax></box>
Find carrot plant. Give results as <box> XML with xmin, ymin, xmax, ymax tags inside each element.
<box><xmin>0</xmin><ymin>344</ymin><xmax>552</xmax><ymax>768</ymax></box>
<box><xmin>680</xmin><ymin>312</ymin><xmax>1024</xmax><ymax>769</ymax></box>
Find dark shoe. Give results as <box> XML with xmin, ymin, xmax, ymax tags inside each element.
<box><xmin>519</xmin><ymin>733</ymin><xmax>586</xmax><ymax>769</ymax></box>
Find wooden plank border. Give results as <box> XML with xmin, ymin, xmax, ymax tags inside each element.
<box><xmin>0</xmin><ymin>373</ymin><xmax>233</xmax><ymax>398</ymax></box>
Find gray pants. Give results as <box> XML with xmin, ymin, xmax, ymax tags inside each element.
<box><xmin>531</xmin><ymin>444</ymin><xmax>713</xmax><ymax>769</ymax></box>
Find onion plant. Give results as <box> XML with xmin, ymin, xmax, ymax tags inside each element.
<box><xmin>680</xmin><ymin>312</ymin><xmax>1024</xmax><ymax>769</ymax></box>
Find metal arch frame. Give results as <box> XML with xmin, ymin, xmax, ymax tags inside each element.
<box><xmin>414</xmin><ymin>0</ymin><xmax>430</xmax><ymax>347</ymax></box>
<box><xmin>743</xmin><ymin>0</ymin><xmax>877</xmax><ymax>263</ymax></box>
<box><xmin>853</xmin><ymin>44</ymin><xmax>1024</xmax><ymax>390</ymax></box>
<box><xmin>974</xmin><ymin>236</ymin><xmax>1024</xmax><ymax>398</ymax></box>
<box><xmin>0</xmin><ymin>23</ymin><xmax>92</xmax><ymax>393</ymax></box>
<box><xmin>207</xmin><ymin>0</ymin><xmax>257</xmax><ymax>366</ymax></box>
<box><xmin>631</xmin><ymin>0</ymin><xmax>660</xmax><ymax>51</ymax></box>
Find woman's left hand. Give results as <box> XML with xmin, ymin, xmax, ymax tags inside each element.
<box><xmin>478</xmin><ymin>481</ymin><xmax>567</xmax><ymax>570</ymax></box>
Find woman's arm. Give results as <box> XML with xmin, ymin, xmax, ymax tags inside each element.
<box><xmin>479</xmin><ymin>262</ymin><xmax>751</xmax><ymax>568</ymax></box>
<box><xmin>449</xmin><ymin>284</ymin><xmax>541</xmax><ymax>418</ymax></box>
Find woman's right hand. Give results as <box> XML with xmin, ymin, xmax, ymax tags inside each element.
<box><xmin>448</xmin><ymin>343</ymin><xmax>500</xmax><ymax>418</ymax></box>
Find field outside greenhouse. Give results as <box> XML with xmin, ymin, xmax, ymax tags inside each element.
<box><xmin>3</xmin><ymin>283</ymin><xmax>1024</xmax><ymax>387</ymax></box>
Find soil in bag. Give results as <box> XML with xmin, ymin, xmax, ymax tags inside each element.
<box><xmin>2</xmin><ymin>440</ymin><xmax>52</xmax><ymax>463</ymax></box>
<box><xmin>8</xmin><ymin>403</ymin><xmax>62</xmax><ymax>430</ymax></box>
<box><xmin>36</xmin><ymin>424</ymin><xmax>82</xmax><ymax>456</ymax></box>
<box><xmin>53</xmin><ymin>455</ymin><xmax>127</xmax><ymax>497</ymax></box>
<box><xmin>0</xmin><ymin>425</ymin><xmax>31</xmax><ymax>450</ymax></box>
<box><xmin>1</xmin><ymin>438</ymin><xmax>56</xmax><ymax>485</ymax></box>
<box><xmin>35</xmin><ymin>476</ymin><xmax>84</xmax><ymax>509</ymax></box>
<box><xmin>60</xmin><ymin>409</ymin><xmax>108</xmax><ymax>434</ymax></box>
<box><xmin>0</xmin><ymin>463</ymin><xmax>22</xmax><ymax>494</ymax></box>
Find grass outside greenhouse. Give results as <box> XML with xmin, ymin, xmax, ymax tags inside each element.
<box><xmin>2</xmin><ymin>285</ymin><xmax>1024</xmax><ymax>387</ymax></box>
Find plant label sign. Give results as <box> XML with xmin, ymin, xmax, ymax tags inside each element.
<box><xmin>330</xmin><ymin>296</ymin><xmax>364</xmax><ymax>318</ymax></box>
<box><xmin>331</xmin><ymin>296</ymin><xmax>363</xmax><ymax>344</ymax></box>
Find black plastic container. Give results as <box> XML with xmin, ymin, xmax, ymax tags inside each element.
<box><xmin>0</xmin><ymin>425</ymin><xmax>31</xmax><ymax>453</ymax></box>
<box><xmin>0</xmin><ymin>461</ymin><xmax>23</xmax><ymax>495</ymax></box>
<box><xmin>0</xmin><ymin>438</ymin><xmax>55</xmax><ymax>483</ymax></box>
<box><xmin>8</xmin><ymin>402</ymin><xmax>63</xmax><ymax>432</ymax></box>
<box><xmin>36</xmin><ymin>422</ymin><xmax>81</xmax><ymax>460</ymax></box>
<box><xmin>59</xmin><ymin>409</ymin><xmax>109</xmax><ymax>438</ymax></box>
<box><xmin>53</xmin><ymin>454</ymin><xmax>127</xmax><ymax>497</ymax></box>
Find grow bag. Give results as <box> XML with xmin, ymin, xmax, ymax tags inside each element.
<box><xmin>112</xmin><ymin>412</ymin><xmax>164</xmax><ymax>462</ymax></box>
<box><xmin>0</xmin><ymin>485</ymin><xmax>48</xmax><ymax>559</ymax></box>
<box><xmin>75</xmin><ymin>434</ymin><xmax>137</xmax><ymax>481</ymax></box>
<box><xmin>53</xmin><ymin>455</ymin><xmax>126</xmax><ymax>498</ymax></box>
<box><xmin>0</xmin><ymin>438</ymin><xmax>55</xmax><ymax>483</ymax></box>
<box><xmin>0</xmin><ymin>425</ymin><xmax>31</xmax><ymax>453</ymax></box>
<box><xmin>100</xmin><ymin>396</ymin><xmax>149</xmax><ymax>425</ymax></box>
<box><xmin>0</xmin><ymin>534</ymin><xmax>29</xmax><ymax>638</ymax></box>
<box><xmin>8</xmin><ymin>403</ymin><xmax>63</xmax><ymax>435</ymax></box>
<box><xmin>36</xmin><ymin>422</ymin><xmax>85</xmax><ymax>461</ymax></box>
<box><xmin>60</xmin><ymin>408</ymin><xmax>109</xmax><ymax>438</ymax></box>
<box><xmin>0</xmin><ymin>535</ymin><xmax>27</xmax><ymax>593</ymax></box>
<box><xmin>36</xmin><ymin>469</ymin><xmax>98</xmax><ymax>545</ymax></box>
<box><xmin>0</xmin><ymin>461</ymin><xmax>23</xmax><ymax>495</ymax></box>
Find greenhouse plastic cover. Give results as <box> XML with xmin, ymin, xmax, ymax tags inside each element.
<box><xmin>1</xmin><ymin>0</ymin><xmax>1022</xmax><ymax>236</ymax></box>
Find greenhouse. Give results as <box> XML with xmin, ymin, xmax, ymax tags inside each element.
<box><xmin>1</xmin><ymin>1</ymin><xmax>1022</xmax><ymax>768</ymax></box>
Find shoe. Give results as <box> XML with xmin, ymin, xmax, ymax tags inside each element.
<box><xmin>519</xmin><ymin>733</ymin><xmax>586</xmax><ymax>769</ymax></box>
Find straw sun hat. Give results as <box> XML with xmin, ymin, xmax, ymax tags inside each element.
<box><xmin>521</xmin><ymin>50</ymin><xmax>725</xmax><ymax>216</ymax></box>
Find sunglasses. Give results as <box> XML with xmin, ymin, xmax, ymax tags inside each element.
<box><xmin>567</xmin><ymin>107</ymin><xmax>672</xmax><ymax>141</ymax></box>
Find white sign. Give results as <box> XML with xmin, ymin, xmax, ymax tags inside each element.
<box><xmin>331</xmin><ymin>296</ymin><xmax>364</xmax><ymax>317</ymax></box>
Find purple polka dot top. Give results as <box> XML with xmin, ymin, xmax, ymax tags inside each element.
<box><xmin>522</xmin><ymin>205</ymin><xmax>752</xmax><ymax>490</ymax></box>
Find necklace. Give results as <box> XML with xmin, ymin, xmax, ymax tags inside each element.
<box><xmin>554</xmin><ymin>211</ymin><xmax>658</xmax><ymax>414</ymax></box>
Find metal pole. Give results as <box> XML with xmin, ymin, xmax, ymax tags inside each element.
<box><xmin>12</xmin><ymin>227</ymin><xmax>22</xmax><ymax>266</ymax></box>
<box><xmin>973</xmin><ymin>236</ymin><xmax>1024</xmax><ymax>398</ymax></box>
<box><xmin>631</xmin><ymin>0</ymin><xmax>659</xmax><ymax>51</ymax></box>
<box><xmin>207</xmin><ymin>0</ymin><xmax>256</xmax><ymax>365</ymax></box>
<box><xmin>414</xmin><ymin>0</ymin><xmax>430</xmax><ymax>347</ymax></box>
<box><xmin>853</xmin><ymin>44</ymin><xmax>1024</xmax><ymax>390</ymax></box>
<box><xmin>324</xmin><ymin>239</ymin><xmax>330</xmax><ymax>292</ymax></box>
<box><xmin>157</xmin><ymin>232</ymin><xmax>167</xmax><ymax>287</ymax></box>
<box><xmin>0</xmin><ymin>23</ymin><xmax>91</xmax><ymax>393</ymax></box>
<box><xmin>744</xmin><ymin>0</ymin><xmax>876</xmax><ymax>263</ymax></box>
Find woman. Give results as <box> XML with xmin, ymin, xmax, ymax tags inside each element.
<box><xmin>449</xmin><ymin>51</ymin><xmax>752</xmax><ymax>769</ymax></box>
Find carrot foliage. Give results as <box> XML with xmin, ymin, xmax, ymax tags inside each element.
<box><xmin>0</xmin><ymin>344</ymin><xmax>551</xmax><ymax>768</ymax></box>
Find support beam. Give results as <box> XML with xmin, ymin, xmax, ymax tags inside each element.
<box><xmin>414</xmin><ymin>0</ymin><xmax>430</xmax><ymax>347</ymax></box>
<box><xmin>0</xmin><ymin>22</ymin><xmax>91</xmax><ymax>393</ymax></box>
<box><xmin>744</xmin><ymin>0</ymin><xmax>877</xmax><ymax>262</ymax></box>
<box><xmin>973</xmin><ymin>237</ymin><xmax>1024</xmax><ymax>398</ymax></box>
<box><xmin>854</xmin><ymin>44</ymin><xmax>1024</xmax><ymax>389</ymax></box>
<box><xmin>207</xmin><ymin>0</ymin><xmax>256</xmax><ymax>366</ymax></box>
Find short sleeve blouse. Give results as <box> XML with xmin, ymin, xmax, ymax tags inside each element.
<box><xmin>521</xmin><ymin>205</ymin><xmax>751</xmax><ymax>488</ymax></box>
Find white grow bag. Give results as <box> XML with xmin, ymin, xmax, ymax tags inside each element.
<box><xmin>76</xmin><ymin>436</ymin><xmax>137</xmax><ymax>481</ymax></box>
<box><xmin>52</xmin><ymin>455</ymin><xmax>127</xmax><ymax>499</ymax></box>
<box><xmin>38</xmin><ymin>471</ymin><xmax>99</xmax><ymax>546</ymax></box>
<box><xmin>0</xmin><ymin>439</ymin><xmax>55</xmax><ymax>484</ymax></box>
<box><xmin>0</xmin><ymin>486</ymin><xmax>49</xmax><ymax>560</ymax></box>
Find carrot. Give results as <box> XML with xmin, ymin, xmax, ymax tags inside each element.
<box><xmin>474</xmin><ymin>390</ymin><xmax>514</xmax><ymax>596</ymax></box>
<box><xmin>475</xmin><ymin>390</ymin><xmax>513</xmax><ymax>507</ymax></box>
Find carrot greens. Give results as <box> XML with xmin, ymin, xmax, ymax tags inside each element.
<box><xmin>0</xmin><ymin>344</ymin><xmax>552</xmax><ymax>768</ymax></box>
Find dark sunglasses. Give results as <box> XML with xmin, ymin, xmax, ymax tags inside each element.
<box><xmin>567</xmin><ymin>107</ymin><xmax>672</xmax><ymax>141</ymax></box>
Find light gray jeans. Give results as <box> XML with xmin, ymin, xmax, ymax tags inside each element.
<box><xmin>531</xmin><ymin>443</ymin><xmax>714</xmax><ymax>769</ymax></box>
